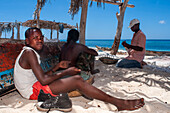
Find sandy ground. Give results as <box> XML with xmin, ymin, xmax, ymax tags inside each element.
<box><xmin>0</xmin><ymin>50</ymin><xmax>170</xmax><ymax>113</ymax></box>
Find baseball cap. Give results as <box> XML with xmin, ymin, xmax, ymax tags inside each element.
<box><xmin>128</xmin><ymin>19</ymin><xmax>140</xmax><ymax>28</ymax></box>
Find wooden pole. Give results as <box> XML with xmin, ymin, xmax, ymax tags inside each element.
<box><xmin>111</xmin><ymin>0</ymin><xmax>129</xmax><ymax>55</ymax></box>
<box><xmin>17</xmin><ymin>23</ymin><xmax>20</xmax><ymax>40</ymax></box>
<box><xmin>0</xmin><ymin>31</ymin><xmax>2</xmax><ymax>38</ymax></box>
<box><xmin>91</xmin><ymin>0</ymin><xmax>134</xmax><ymax>8</ymax></box>
<box><xmin>11</xmin><ymin>25</ymin><xmax>14</xmax><ymax>39</ymax></box>
<box><xmin>50</xmin><ymin>25</ymin><xmax>53</xmax><ymax>40</ymax></box>
<box><xmin>79</xmin><ymin>0</ymin><xmax>89</xmax><ymax>45</ymax></box>
<box><xmin>0</xmin><ymin>23</ymin><xmax>4</xmax><ymax>38</ymax></box>
<box><xmin>57</xmin><ymin>29</ymin><xmax>59</xmax><ymax>41</ymax></box>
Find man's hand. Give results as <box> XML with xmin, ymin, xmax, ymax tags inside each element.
<box><xmin>129</xmin><ymin>49</ymin><xmax>135</xmax><ymax>55</ymax></box>
<box><xmin>64</xmin><ymin>67</ymin><xmax>81</xmax><ymax>76</ymax></box>
<box><xmin>59</xmin><ymin>61</ymin><xmax>71</xmax><ymax>69</ymax></box>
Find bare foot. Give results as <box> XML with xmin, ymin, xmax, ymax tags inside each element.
<box><xmin>116</xmin><ymin>98</ymin><xmax>145</xmax><ymax>111</ymax></box>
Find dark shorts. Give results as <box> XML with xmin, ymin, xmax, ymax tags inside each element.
<box><xmin>76</xmin><ymin>52</ymin><xmax>95</xmax><ymax>71</ymax></box>
<box><xmin>116</xmin><ymin>59</ymin><xmax>142</xmax><ymax>68</ymax></box>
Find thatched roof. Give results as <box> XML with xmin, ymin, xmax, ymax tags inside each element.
<box><xmin>22</xmin><ymin>20</ymin><xmax>78</xmax><ymax>30</ymax></box>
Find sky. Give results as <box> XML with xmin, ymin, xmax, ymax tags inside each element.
<box><xmin>0</xmin><ymin>0</ymin><xmax>170</xmax><ymax>40</ymax></box>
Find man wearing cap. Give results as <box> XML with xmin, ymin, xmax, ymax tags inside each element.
<box><xmin>116</xmin><ymin>19</ymin><xmax>146</xmax><ymax>68</ymax></box>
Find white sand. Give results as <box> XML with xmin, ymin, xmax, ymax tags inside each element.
<box><xmin>0</xmin><ymin>50</ymin><xmax>170</xmax><ymax>113</ymax></box>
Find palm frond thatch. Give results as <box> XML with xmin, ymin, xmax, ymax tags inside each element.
<box><xmin>69</xmin><ymin>0</ymin><xmax>120</xmax><ymax>19</ymax></box>
<box><xmin>33</xmin><ymin>0</ymin><xmax>49</xmax><ymax>20</ymax></box>
<box><xmin>22</xmin><ymin>20</ymin><xmax>77</xmax><ymax>30</ymax></box>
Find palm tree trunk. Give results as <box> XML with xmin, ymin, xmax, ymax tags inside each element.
<box><xmin>79</xmin><ymin>0</ymin><xmax>89</xmax><ymax>45</ymax></box>
<box><xmin>36</xmin><ymin>0</ymin><xmax>41</xmax><ymax>28</ymax></box>
<box><xmin>111</xmin><ymin>0</ymin><xmax>129</xmax><ymax>55</ymax></box>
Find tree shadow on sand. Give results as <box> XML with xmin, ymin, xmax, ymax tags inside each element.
<box><xmin>94</xmin><ymin>60</ymin><xmax>170</xmax><ymax>91</ymax></box>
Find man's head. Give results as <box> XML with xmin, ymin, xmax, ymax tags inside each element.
<box><xmin>128</xmin><ymin>19</ymin><xmax>140</xmax><ymax>32</ymax></box>
<box><xmin>25</xmin><ymin>27</ymin><xmax>44</xmax><ymax>51</ymax></box>
<box><xmin>67</xmin><ymin>29</ymin><xmax>79</xmax><ymax>42</ymax></box>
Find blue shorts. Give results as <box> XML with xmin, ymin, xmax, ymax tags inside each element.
<box><xmin>116</xmin><ymin>59</ymin><xmax>142</xmax><ymax>68</ymax></box>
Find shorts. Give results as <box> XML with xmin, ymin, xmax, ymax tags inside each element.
<box><xmin>29</xmin><ymin>81</ymin><xmax>57</xmax><ymax>100</ymax></box>
<box><xmin>116</xmin><ymin>59</ymin><xmax>142</xmax><ymax>68</ymax></box>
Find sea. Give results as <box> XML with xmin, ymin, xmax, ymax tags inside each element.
<box><xmin>83</xmin><ymin>39</ymin><xmax>170</xmax><ymax>52</ymax></box>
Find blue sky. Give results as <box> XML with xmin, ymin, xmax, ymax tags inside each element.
<box><xmin>0</xmin><ymin>0</ymin><xmax>170</xmax><ymax>40</ymax></box>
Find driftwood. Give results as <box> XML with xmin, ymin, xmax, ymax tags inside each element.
<box><xmin>145</xmin><ymin>50</ymin><xmax>170</xmax><ymax>56</ymax></box>
<box><xmin>96</xmin><ymin>45</ymin><xmax>170</xmax><ymax>56</ymax></box>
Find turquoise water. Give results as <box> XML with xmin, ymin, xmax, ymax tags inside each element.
<box><xmin>85</xmin><ymin>39</ymin><xmax>170</xmax><ymax>52</ymax></box>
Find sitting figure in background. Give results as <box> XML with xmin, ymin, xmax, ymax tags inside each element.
<box><xmin>116</xmin><ymin>19</ymin><xmax>146</xmax><ymax>68</ymax></box>
<box><xmin>60</xmin><ymin>29</ymin><xmax>100</xmax><ymax>75</ymax></box>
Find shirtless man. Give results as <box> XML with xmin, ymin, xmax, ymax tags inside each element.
<box><xmin>14</xmin><ymin>27</ymin><xmax>144</xmax><ymax>112</ymax></box>
<box><xmin>60</xmin><ymin>29</ymin><xmax>99</xmax><ymax>74</ymax></box>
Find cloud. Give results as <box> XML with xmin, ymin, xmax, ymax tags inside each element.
<box><xmin>159</xmin><ymin>20</ymin><xmax>166</xmax><ymax>24</ymax></box>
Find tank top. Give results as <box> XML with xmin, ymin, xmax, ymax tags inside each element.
<box><xmin>14</xmin><ymin>46</ymin><xmax>41</xmax><ymax>99</ymax></box>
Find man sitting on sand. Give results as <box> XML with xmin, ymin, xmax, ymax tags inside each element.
<box><xmin>116</xmin><ymin>19</ymin><xmax>146</xmax><ymax>68</ymax></box>
<box><xmin>14</xmin><ymin>27</ymin><xmax>144</xmax><ymax>112</ymax></box>
<box><xmin>60</xmin><ymin>29</ymin><xmax>99</xmax><ymax>75</ymax></box>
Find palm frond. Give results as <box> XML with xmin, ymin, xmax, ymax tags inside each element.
<box><xmin>69</xmin><ymin>0</ymin><xmax>83</xmax><ymax>19</ymax></box>
<box><xmin>69</xmin><ymin>0</ymin><xmax>118</xmax><ymax>19</ymax></box>
<box><xmin>33</xmin><ymin>0</ymin><xmax>49</xmax><ymax>20</ymax></box>
<box><xmin>39</xmin><ymin>0</ymin><xmax>49</xmax><ymax>9</ymax></box>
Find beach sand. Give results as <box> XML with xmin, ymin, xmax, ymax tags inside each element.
<box><xmin>0</xmin><ymin>50</ymin><xmax>170</xmax><ymax>113</ymax></box>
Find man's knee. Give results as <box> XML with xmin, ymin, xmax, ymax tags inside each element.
<box><xmin>116</xmin><ymin>59</ymin><xmax>126</xmax><ymax>67</ymax></box>
<box><xmin>73</xmin><ymin>75</ymin><xmax>84</xmax><ymax>81</ymax></box>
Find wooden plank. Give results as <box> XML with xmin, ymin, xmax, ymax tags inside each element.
<box><xmin>91</xmin><ymin>0</ymin><xmax>135</xmax><ymax>8</ymax></box>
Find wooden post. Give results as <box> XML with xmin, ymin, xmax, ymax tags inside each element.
<box><xmin>17</xmin><ymin>23</ymin><xmax>20</xmax><ymax>40</ymax></box>
<box><xmin>111</xmin><ymin>0</ymin><xmax>129</xmax><ymax>55</ymax></box>
<box><xmin>57</xmin><ymin>29</ymin><xmax>59</xmax><ymax>41</ymax></box>
<box><xmin>0</xmin><ymin>31</ymin><xmax>2</xmax><ymax>38</ymax></box>
<box><xmin>76</xmin><ymin>23</ymin><xmax>79</xmax><ymax>30</ymax></box>
<box><xmin>50</xmin><ymin>25</ymin><xmax>53</xmax><ymax>40</ymax></box>
<box><xmin>79</xmin><ymin>0</ymin><xmax>88</xmax><ymax>45</ymax></box>
<box><xmin>0</xmin><ymin>23</ymin><xmax>3</xmax><ymax>38</ymax></box>
<box><xmin>11</xmin><ymin>25</ymin><xmax>14</xmax><ymax>39</ymax></box>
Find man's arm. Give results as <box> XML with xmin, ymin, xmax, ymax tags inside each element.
<box><xmin>122</xmin><ymin>41</ymin><xmax>143</xmax><ymax>51</ymax></box>
<box><xmin>26</xmin><ymin>50</ymin><xmax>80</xmax><ymax>86</ymax></box>
<box><xmin>80</xmin><ymin>44</ymin><xmax>98</xmax><ymax>56</ymax></box>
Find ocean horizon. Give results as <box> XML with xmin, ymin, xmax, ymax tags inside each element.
<box><xmin>80</xmin><ymin>39</ymin><xmax>170</xmax><ymax>52</ymax></box>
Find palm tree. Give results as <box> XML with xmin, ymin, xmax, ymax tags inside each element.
<box><xmin>33</xmin><ymin>0</ymin><xmax>48</xmax><ymax>28</ymax></box>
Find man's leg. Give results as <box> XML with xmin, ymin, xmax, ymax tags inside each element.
<box><xmin>49</xmin><ymin>75</ymin><xmax>144</xmax><ymax>111</ymax></box>
<box><xmin>89</xmin><ymin>55</ymin><xmax>100</xmax><ymax>74</ymax></box>
<box><xmin>116</xmin><ymin>59</ymin><xmax>142</xmax><ymax>68</ymax></box>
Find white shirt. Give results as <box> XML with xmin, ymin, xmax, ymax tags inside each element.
<box><xmin>14</xmin><ymin>46</ymin><xmax>41</xmax><ymax>99</ymax></box>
